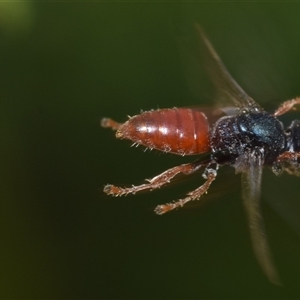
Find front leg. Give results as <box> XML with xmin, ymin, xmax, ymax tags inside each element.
<box><xmin>274</xmin><ymin>97</ymin><xmax>300</xmax><ymax>117</ymax></box>
<box><xmin>274</xmin><ymin>152</ymin><xmax>300</xmax><ymax>176</ymax></box>
<box><xmin>276</xmin><ymin>151</ymin><xmax>300</xmax><ymax>163</ymax></box>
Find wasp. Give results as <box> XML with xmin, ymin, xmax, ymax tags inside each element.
<box><xmin>101</xmin><ymin>24</ymin><xmax>300</xmax><ymax>284</ymax></box>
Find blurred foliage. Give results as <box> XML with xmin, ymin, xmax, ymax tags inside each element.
<box><xmin>0</xmin><ymin>2</ymin><xmax>34</xmax><ymax>36</ymax></box>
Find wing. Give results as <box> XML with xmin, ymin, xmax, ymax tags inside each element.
<box><xmin>241</xmin><ymin>151</ymin><xmax>280</xmax><ymax>285</ymax></box>
<box><xmin>194</xmin><ymin>24</ymin><xmax>261</xmax><ymax>111</ymax></box>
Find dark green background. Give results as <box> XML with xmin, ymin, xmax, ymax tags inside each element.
<box><xmin>1</xmin><ymin>2</ymin><xmax>300</xmax><ymax>299</ymax></box>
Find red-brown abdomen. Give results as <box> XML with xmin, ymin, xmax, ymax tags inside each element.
<box><xmin>116</xmin><ymin>108</ymin><xmax>211</xmax><ymax>155</ymax></box>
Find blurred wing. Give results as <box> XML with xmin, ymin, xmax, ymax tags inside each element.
<box><xmin>241</xmin><ymin>152</ymin><xmax>280</xmax><ymax>285</ymax></box>
<box><xmin>194</xmin><ymin>24</ymin><xmax>261</xmax><ymax>110</ymax></box>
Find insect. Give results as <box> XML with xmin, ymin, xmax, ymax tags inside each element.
<box><xmin>101</xmin><ymin>24</ymin><xmax>300</xmax><ymax>284</ymax></box>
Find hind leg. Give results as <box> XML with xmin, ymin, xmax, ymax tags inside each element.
<box><xmin>154</xmin><ymin>166</ymin><xmax>217</xmax><ymax>215</ymax></box>
<box><xmin>104</xmin><ymin>160</ymin><xmax>209</xmax><ymax>197</ymax></box>
<box><xmin>101</xmin><ymin>117</ymin><xmax>123</xmax><ymax>130</ymax></box>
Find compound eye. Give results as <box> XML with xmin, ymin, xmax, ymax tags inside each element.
<box><xmin>239</xmin><ymin>122</ymin><xmax>248</xmax><ymax>133</ymax></box>
<box><xmin>237</xmin><ymin>114</ymin><xmax>252</xmax><ymax>135</ymax></box>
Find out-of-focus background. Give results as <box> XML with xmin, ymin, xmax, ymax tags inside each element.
<box><xmin>1</xmin><ymin>3</ymin><xmax>300</xmax><ymax>299</ymax></box>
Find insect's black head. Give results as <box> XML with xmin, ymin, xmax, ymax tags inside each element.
<box><xmin>237</xmin><ymin>111</ymin><xmax>286</xmax><ymax>163</ymax></box>
<box><xmin>287</xmin><ymin>120</ymin><xmax>300</xmax><ymax>152</ymax></box>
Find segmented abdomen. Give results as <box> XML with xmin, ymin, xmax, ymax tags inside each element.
<box><xmin>116</xmin><ymin>108</ymin><xmax>211</xmax><ymax>155</ymax></box>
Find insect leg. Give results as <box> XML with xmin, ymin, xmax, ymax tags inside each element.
<box><xmin>154</xmin><ymin>166</ymin><xmax>217</xmax><ymax>215</ymax></box>
<box><xmin>103</xmin><ymin>160</ymin><xmax>208</xmax><ymax>197</ymax></box>
<box><xmin>276</xmin><ymin>151</ymin><xmax>300</xmax><ymax>163</ymax></box>
<box><xmin>273</xmin><ymin>97</ymin><xmax>300</xmax><ymax>116</ymax></box>
<box><xmin>101</xmin><ymin>117</ymin><xmax>123</xmax><ymax>130</ymax></box>
<box><xmin>274</xmin><ymin>151</ymin><xmax>300</xmax><ymax>176</ymax></box>
<box><xmin>282</xmin><ymin>165</ymin><xmax>300</xmax><ymax>176</ymax></box>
